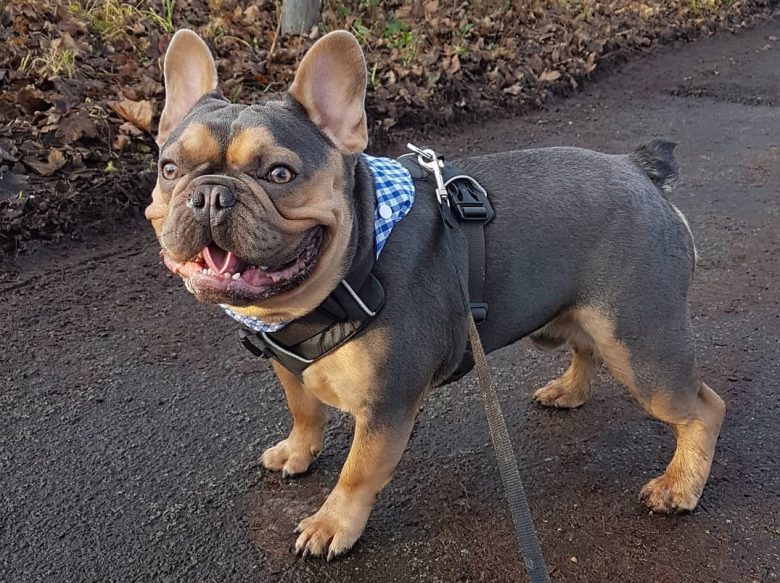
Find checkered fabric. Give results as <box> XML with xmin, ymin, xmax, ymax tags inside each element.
<box><xmin>365</xmin><ymin>154</ymin><xmax>415</xmax><ymax>256</ymax></box>
<box><xmin>221</xmin><ymin>154</ymin><xmax>415</xmax><ymax>332</ymax></box>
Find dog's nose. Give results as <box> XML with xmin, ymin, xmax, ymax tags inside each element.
<box><xmin>189</xmin><ymin>182</ymin><xmax>237</xmax><ymax>224</ymax></box>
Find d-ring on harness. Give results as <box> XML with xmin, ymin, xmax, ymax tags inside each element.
<box><xmin>406</xmin><ymin>143</ymin><xmax>550</xmax><ymax>583</ymax></box>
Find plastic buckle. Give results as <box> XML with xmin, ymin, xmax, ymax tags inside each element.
<box><xmin>470</xmin><ymin>303</ymin><xmax>488</xmax><ymax>323</ymax></box>
<box><xmin>239</xmin><ymin>328</ymin><xmax>272</xmax><ymax>358</ymax></box>
<box><xmin>451</xmin><ymin>185</ymin><xmax>490</xmax><ymax>221</ymax></box>
<box><xmin>455</xmin><ymin>203</ymin><xmax>490</xmax><ymax>221</ymax></box>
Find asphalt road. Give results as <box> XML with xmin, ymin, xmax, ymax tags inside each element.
<box><xmin>2</xmin><ymin>15</ymin><xmax>779</xmax><ymax>583</ymax></box>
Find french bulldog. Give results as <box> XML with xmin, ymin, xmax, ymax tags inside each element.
<box><xmin>146</xmin><ymin>29</ymin><xmax>725</xmax><ymax>559</ymax></box>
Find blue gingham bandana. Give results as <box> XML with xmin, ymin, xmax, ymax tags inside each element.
<box><xmin>221</xmin><ymin>154</ymin><xmax>415</xmax><ymax>332</ymax></box>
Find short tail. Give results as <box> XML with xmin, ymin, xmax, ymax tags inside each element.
<box><xmin>630</xmin><ymin>139</ymin><xmax>679</xmax><ymax>195</ymax></box>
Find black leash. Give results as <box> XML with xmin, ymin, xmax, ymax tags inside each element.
<box><xmin>467</xmin><ymin>313</ymin><xmax>550</xmax><ymax>582</ymax></box>
<box><xmin>408</xmin><ymin>144</ymin><xmax>550</xmax><ymax>583</ymax></box>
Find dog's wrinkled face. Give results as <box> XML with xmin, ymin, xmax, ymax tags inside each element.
<box><xmin>146</xmin><ymin>30</ymin><xmax>368</xmax><ymax>322</ymax></box>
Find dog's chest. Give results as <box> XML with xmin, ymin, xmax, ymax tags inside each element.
<box><xmin>300</xmin><ymin>338</ymin><xmax>384</xmax><ymax>412</ymax></box>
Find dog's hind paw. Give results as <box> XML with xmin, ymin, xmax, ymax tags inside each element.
<box><xmin>260</xmin><ymin>438</ymin><xmax>319</xmax><ymax>478</ymax></box>
<box><xmin>640</xmin><ymin>474</ymin><xmax>702</xmax><ymax>513</ymax></box>
<box><xmin>533</xmin><ymin>379</ymin><xmax>588</xmax><ymax>409</ymax></box>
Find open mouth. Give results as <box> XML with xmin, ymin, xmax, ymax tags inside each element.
<box><xmin>162</xmin><ymin>226</ymin><xmax>324</xmax><ymax>304</ymax></box>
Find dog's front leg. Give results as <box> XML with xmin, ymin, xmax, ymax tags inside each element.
<box><xmin>294</xmin><ymin>403</ymin><xmax>417</xmax><ymax>560</ymax></box>
<box><xmin>261</xmin><ymin>362</ymin><xmax>327</xmax><ymax>477</ymax></box>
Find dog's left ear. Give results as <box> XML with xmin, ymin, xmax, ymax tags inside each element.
<box><xmin>158</xmin><ymin>30</ymin><xmax>218</xmax><ymax>145</ymax></box>
<box><xmin>289</xmin><ymin>31</ymin><xmax>368</xmax><ymax>153</ymax></box>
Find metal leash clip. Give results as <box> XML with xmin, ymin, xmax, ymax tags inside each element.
<box><xmin>407</xmin><ymin>143</ymin><xmax>449</xmax><ymax>206</ymax></box>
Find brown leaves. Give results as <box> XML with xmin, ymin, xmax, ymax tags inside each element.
<box><xmin>55</xmin><ymin>111</ymin><xmax>99</xmax><ymax>144</ymax></box>
<box><xmin>25</xmin><ymin>149</ymin><xmax>67</xmax><ymax>176</ymax></box>
<box><xmin>109</xmin><ymin>100</ymin><xmax>154</xmax><ymax>133</ymax></box>
<box><xmin>16</xmin><ymin>87</ymin><xmax>52</xmax><ymax>116</ymax></box>
<box><xmin>0</xmin><ymin>0</ymin><xmax>771</xmax><ymax>254</ymax></box>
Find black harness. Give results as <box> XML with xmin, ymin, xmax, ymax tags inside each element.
<box><xmin>239</xmin><ymin>153</ymin><xmax>494</xmax><ymax>380</ymax></box>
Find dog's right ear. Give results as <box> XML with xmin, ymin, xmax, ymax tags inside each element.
<box><xmin>288</xmin><ymin>31</ymin><xmax>368</xmax><ymax>154</ymax></box>
<box><xmin>158</xmin><ymin>30</ymin><xmax>218</xmax><ymax>145</ymax></box>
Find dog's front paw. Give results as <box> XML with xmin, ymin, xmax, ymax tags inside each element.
<box><xmin>533</xmin><ymin>379</ymin><xmax>588</xmax><ymax>409</ymax></box>
<box><xmin>640</xmin><ymin>474</ymin><xmax>701</xmax><ymax>513</ymax></box>
<box><xmin>260</xmin><ymin>438</ymin><xmax>319</xmax><ymax>478</ymax></box>
<box><xmin>294</xmin><ymin>495</ymin><xmax>371</xmax><ymax>560</ymax></box>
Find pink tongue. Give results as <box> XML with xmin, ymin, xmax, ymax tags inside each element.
<box><xmin>203</xmin><ymin>245</ymin><xmax>240</xmax><ymax>275</ymax></box>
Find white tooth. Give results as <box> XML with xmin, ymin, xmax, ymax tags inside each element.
<box><xmin>223</xmin><ymin>273</ymin><xmax>231</xmax><ymax>279</ymax></box>
<box><xmin>259</xmin><ymin>265</ymin><xmax>269</xmax><ymax>271</ymax></box>
<box><xmin>232</xmin><ymin>272</ymin><xmax>241</xmax><ymax>280</ymax></box>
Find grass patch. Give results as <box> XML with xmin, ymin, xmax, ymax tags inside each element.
<box><xmin>75</xmin><ymin>0</ymin><xmax>139</xmax><ymax>41</ymax></box>
<box><xmin>70</xmin><ymin>0</ymin><xmax>176</xmax><ymax>39</ymax></box>
<box><xmin>146</xmin><ymin>0</ymin><xmax>176</xmax><ymax>34</ymax></box>
<box><xmin>20</xmin><ymin>44</ymin><xmax>77</xmax><ymax>78</ymax></box>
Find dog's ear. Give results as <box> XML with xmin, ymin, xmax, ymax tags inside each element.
<box><xmin>289</xmin><ymin>31</ymin><xmax>368</xmax><ymax>153</ymax></box>
<box><xmin>158</xmin><ymin>30</ymin><xmax>218</xmax><ymax>145</ymax></box>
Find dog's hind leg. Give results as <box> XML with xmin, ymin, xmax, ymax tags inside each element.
<box><xmin>532</xmin><ymin>312</ymin><xmax>600</xmax><ymax>409</ymax></box>
<box><xmin>260</xmin><ymin>361</ymin><xmax>328</xmax><ymax>477</ymax></box>
<box><xmin>574</xmin><ymin>306</ymin><xmax>725</xmax><ymax>512</ymax></box>
<box><xmin>637</xmin><ymin>382</ymin><xmax>725</xmax><ymax>512</ymax></box>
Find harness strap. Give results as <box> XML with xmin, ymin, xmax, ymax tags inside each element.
<box><xmin>239</xmin><ymin>272</ymin><xmax>384</xmax><ymax>375</ymax></box>
<box><xmin>407</xmin><ymin>144</ymin><xmax>550</xmax><ymax>582</ymax></box>
<box><xmin>397</xmin><ymin>154</ymin><xmax>494</xmax><ymax>324</ymax></box>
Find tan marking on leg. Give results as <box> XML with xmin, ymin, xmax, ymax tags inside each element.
<box><xmin>533</xmin><ymin>311</ymin><xmax>600</xmax><ymax>408</ymax></box>
<box><xmin>534</xmin><ymin>344</ymin><xmax>599</xmax><ymax>408</ymax></box>
<box><xmin>639</xmin><ymin>383</ymin><xmax>726</xmax><ymax>512</ymax></box>
<box><xmin>573</xmin><ymin>306</ymin><xmax>638</xmax><ymax>392</ymax></box>
<box><xmin>572</xmin><ymin>306</ymin><xmax>725</xmax><ymax>512</ymax></box>
<box><xmin>290</xmin><ymin>328</ymin><xmax>408</xmax><ymax>559</ymax></box>
<box><xmin>294</xmin><ymin>409</ymin><xmax>417</xmax><ymax>560</ymax></box>
<box><xmin>261</xmin><ymin>362</ymin><xmax>327</xmax><ymax>478</ymax></box>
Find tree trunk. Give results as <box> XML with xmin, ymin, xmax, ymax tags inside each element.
<box><xmin>281</xmin><ymin>0</ymin><xmax>321</xmax><ymax>35</ymax></box>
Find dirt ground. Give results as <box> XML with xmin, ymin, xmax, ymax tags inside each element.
<box><xmin>2</xmin><ymin>14</ymin><xmax>779</xmax><ymax>583</ymax></box>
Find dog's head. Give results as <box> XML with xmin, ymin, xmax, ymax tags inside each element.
<box><xmin>146</xmin><ymin>30</ymin><xmax>368</xmax><ymax>322</ymax></box>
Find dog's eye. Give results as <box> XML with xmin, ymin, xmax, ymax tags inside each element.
<box><xmin>161</xmin><ymin>162</ymin><xmax>178</xmax><ymax>181</ymax></box>
<box><xmin>265</xmin><ymin>165</ymin><xmax>295</xmax><ymax>184</ymax></box>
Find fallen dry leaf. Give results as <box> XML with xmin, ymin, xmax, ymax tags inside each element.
<box><xmin>118</xmin><ymin>121</ymin><xmax>144</xmax><ymax>137</ymax></box>
<box><xmin>16</xmin><ymin>86</ymin><xmax>52</xmax><ymax>116</ymax></box>
<box><xmin>540</xmin><ymin>69</ymin><xmax>562</xmax><ymax>82</ymax></box>
<box><xmin>25</xmin><ymin>149</ymin><xmax>67</xmax><ymax>176</ymax></box>
<box><xmin>55</xmin><ymin>110</ymin><xmax>99</xmax><ymax>144</ymax></box>
<box><xmin>109</xmin><ymin>99</ymin><xmax>153</xmax><ymax>133</ymax></box>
